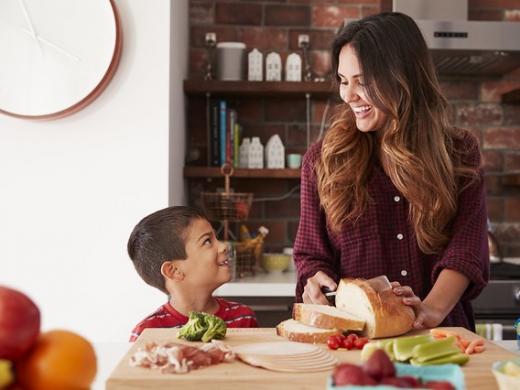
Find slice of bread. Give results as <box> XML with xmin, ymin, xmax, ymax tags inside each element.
<box><xmin>293</xmin><ymin>303</ymin><xmax>365</xmax><ymax>331</ymax></box>
<box><xmin>335</xmin><ymin>278</ymin><xmax>415</xmax><ymax>339</ymax></box>
<box><xmin>276</xmin><ymin>319</ymin><xmax>342</xmax><ymax>344</ymax></box>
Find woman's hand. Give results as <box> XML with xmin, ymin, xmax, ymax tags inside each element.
<box><xmin>302</xmin><ymin>271</ymin><xmax>337</xmax><ymax>305</ymax></box>
<box><xmin>391</xmin><ymin>282</ymin><xmax>445</xmax><ymax>329</ymax></box>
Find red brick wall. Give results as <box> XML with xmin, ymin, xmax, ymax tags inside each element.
<box><xmin>188</xmin><ymin>0</ymin><xmax>520</xmax><ymax>256</ymax></box>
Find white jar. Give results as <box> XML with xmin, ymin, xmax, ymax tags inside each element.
<box><xmin>239</xmin><ymin>138</ymin><xmax>251</xmax><ymax>168</ymax></box>
<box><xmin>248</xmin><ymin>137</ymin><xmax>264</xmax><ymax>169</ymax></box>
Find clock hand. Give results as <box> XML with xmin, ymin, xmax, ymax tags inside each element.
<box><xmin>21</xmin><ymin>28</ymin><xmax>81</xmax><ymax>62</ymax></box>
<box><xmin>0</xmin><ymin>18</ymin><xmax>80</xmax><ymax>62</ymax></box>
<box><xmin>17</xmin><ymin>0</ymin><xmax>42</xmax><ymax>54</ymax></box>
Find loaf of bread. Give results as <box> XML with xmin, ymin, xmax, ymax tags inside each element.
<box><xmin>276</xmin><ymin>319</ymin><xmax>342</xmax><ymax>344</ymax></box>
<box><xmin>335</xmin><ymin>278</ymin><xmax>415</xmax><ymax>338</ymax></box>
<box><xmin>292</xmin><ymin>303</ymin><xmax>365</xmax><ymax>331</ymax></box>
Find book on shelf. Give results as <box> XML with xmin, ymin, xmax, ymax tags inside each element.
<box><xmin>208</xmin><ymin>99</ymin><xmax>242</xmax><ymax>168</ymax></box>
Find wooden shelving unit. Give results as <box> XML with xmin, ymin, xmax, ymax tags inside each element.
<box><xmin>501</xmin><ymin>173</ymin><xmax>520</xmax><ymax>187</ymax></box>
<box><xmin>183</xmin><ymin>80</ymin><xmax>334</xmax><ymax>98</ymax></box>
<box><xmin>184</xmin><ymin>166</ymin><xmax>301</xmax><ymax>179</ymax></box>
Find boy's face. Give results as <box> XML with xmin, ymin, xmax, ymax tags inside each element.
<box><xmin>179</xmin><ymin>218</ymin><xmax>231</xmax><ymax>289</ymax></box>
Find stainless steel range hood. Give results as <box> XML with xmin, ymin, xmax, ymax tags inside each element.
<box><xmin>393</xmin><ymin>0</ymin><xmax>520</xmax><ymax>76</ymax></box>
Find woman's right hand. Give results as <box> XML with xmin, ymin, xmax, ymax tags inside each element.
<box><xmin>302</xmin><ymin>271</ymin><xmax>337</xmax><ymax>305</ymax></box>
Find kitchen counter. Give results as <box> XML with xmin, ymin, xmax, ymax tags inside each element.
<box><xmin>214</xmin><ymin>258</ymin><xmax>520</xmax><ymax>298</ymax></box>
<box><xmin>215</xmin><ymin>271</ymin><xmax>297</xmax><ymax>297</ymax></box>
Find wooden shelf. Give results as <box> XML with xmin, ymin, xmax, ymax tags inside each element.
<box><xmin>184</xmin><ymin>166</ymin><xmax>301</xmax><ymax>179</ymax></box>
<box><xmin>502</xmin><ymin>88</ymin><xmax>520</xmax><ymax>104</ymax></box>
<box><xmin>183</xmin><ymin>80</ymin><xmax>334</xmax><ymax>98</ymax></box>
<box><xmin>501</xmin><ymin>173</ymin><xmax>520</xmax><ymax>186</ymax></box>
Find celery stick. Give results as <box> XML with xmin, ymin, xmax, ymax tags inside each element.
<box><xmin>410</xmin><ymin>352</ymin><xmax>469</xmax><ymax>366</ymax></box>
<box><xmin>393</xmin><ymin>335</ymin><xmax>433</xmax><ymax>362</ymax></box>
<box><xmin>412</xmin><ymin>337</ymin><xmax>460</xmax><ymax>363</ymax></box>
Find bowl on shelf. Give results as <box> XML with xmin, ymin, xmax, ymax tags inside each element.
<box><xmin>261</xmin><ymin>253</ymin><xmax>291</xmax><ymax>273</ymax></box>
<box><xmin>493</xmin><ymin>359</ymin><xmax>520</xmax><ymax>390</ymax></box>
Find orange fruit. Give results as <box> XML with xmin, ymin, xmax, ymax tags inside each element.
<box><xmin>16</xmin><ymin>329</ymin><xmax>97</xmax><ymax>390</ymax></box>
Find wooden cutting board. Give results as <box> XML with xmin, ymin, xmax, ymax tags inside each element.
<box><xmin>106</xmin><ymin>327</ymin><xmax>518</xmax><ymax>390</ymax></box>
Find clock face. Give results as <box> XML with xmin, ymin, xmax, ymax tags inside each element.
<box><xmin>0</xmin><ymin>0</ymin><xmax>122</xmax><ymax>119</ymax></box>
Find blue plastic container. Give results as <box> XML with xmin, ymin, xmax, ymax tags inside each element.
<box><xmin>327</xmin><ymin>363</ymin><xmax>465</xmax><ymax>390</ymax></box>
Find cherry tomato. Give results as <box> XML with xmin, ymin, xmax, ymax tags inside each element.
<box><xmin>327</xmin><ymin>335</ymin><xmax>341</xmax><ymax>350</ymax></box>
<box><xmin>353</xmin><ymin>337</ymin><xmax>369</xmax><ymax>349</ymax></box>
<box><xmin>346</xmin><ymin>333</ymin><xmax>358</xmax><ymax>343</ymax></box>
<box><xmin>341</xmin><ymin>337</ymin><xmax>354</xmax><ymax>350</ymax></box>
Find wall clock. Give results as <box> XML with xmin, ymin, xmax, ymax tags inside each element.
<box><xmin>0</xmin><ymin>0</ymin><xmax>122</xmax><ymax>119</ymax></box>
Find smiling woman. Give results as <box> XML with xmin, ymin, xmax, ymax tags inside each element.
<box><xmin>0</xmin><ymin>0</ymin><xmax>122</xmax><ymax>119</ymax></box>
<box><xmin>294</xmin><ymin>12</ymin><xmax>489</xmax><ymax>334</ymax></box>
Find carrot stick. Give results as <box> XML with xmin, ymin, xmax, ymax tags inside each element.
<box><xmin>465</xmin><ymin>339</ymin><xmax>485</xmax><ymax>354</ymax></box>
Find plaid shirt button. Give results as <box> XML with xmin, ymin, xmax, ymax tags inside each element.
<box><xmin>397</xmin><ymin>233</ymin><xmax>404</xmax><ymax>240</ymax></box>
<box><xmin>401</xmin><ymin>269</ymin><xmax>408</xmax><ymax>276</ymax></box>
<box><xmin>394</xmin><ymin>196</ymin><xmax>401</xmax><ymax>202</ymax></box>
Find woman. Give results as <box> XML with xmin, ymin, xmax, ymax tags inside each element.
<box><xmin>294</xmin><ymin>12</ymin><xmax>489</xmax><ymax>331</ymax></box>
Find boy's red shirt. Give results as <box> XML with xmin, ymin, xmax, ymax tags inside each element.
<box><xmin>130</xmin><ymin>297</ymin><xmax>258</xmax><ymax>341</ymax></box>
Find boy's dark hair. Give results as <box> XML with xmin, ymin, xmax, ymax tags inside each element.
<box><xmin>127</xmin><ymin>206</ymin><xmax>208</xmax><ymax>294</ymax></box>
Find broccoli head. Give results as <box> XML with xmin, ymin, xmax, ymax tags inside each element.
<box><xmin>177</xmin><ymin>311</ymin><xmax>227</xmax><ymax>342</ymax></box>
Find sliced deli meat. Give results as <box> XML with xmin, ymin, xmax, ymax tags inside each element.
<box><xmin>130</xmin><ymin>340</ymin><xmax>235</xmax><ymax>374</ymax></box>
<box><xmin>293</xmin><ymin>303</ymin><xmax>365</xmax><ymax>331</ymax></box>
<box><xmin>335</xmin><ymin>278</ymin><xmax>415</xmax><ymax>338</ymax></box>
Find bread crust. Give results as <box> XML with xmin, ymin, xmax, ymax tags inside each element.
<box><xmin>336</xmin><ymin>278</ymin><xmax>415</xmax><ymax>339</ymax></box>
<box><xmin>275</xmin><ymin>320</ymin><xmax>341</xmax><ymax>344</ymax></box>
<box><xmin>292</xmin><ymin>303</ymin><xmax>365</xmax><ymax>331</ymax></box>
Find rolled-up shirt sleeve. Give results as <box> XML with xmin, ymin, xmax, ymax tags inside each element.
<box><xmin>294</xmin><ymin>144</ymin><xmax>339</xmax><ymax>302</ymax></box>
<box><xmin>432</xmin><ymin>140</ymin><xmax>489</xmax><ymax>301</ymax></box>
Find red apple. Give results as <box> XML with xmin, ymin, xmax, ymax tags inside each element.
<box><xmin>362</xmin><ymin>348</ymin><xmax>396</xmax><ymax>381</ymax></box>
<box><xmin>0</xmin><ymin>286</ymin><xmax>40</xmax><ymax>360</ymax></box>
<box><xmin>333</xmin><ymin>363</ymin><xmax>376</xmax><ymax>386</ymax></box>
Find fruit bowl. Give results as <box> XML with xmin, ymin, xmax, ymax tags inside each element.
<box><xmin>261</xmin><ymin>253</ymin><xmax>291</xmax><ymax>273</ymax></box>
<box><xmin>492</xmin><ymin>359</ymin><xmax>520</xmax><ymax>390</ymax></box>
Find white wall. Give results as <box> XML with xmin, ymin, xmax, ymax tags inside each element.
<box><xmin>0</xmin><ymin>0</ymin><xmax>186</xmax><ymax>342</ymax></box>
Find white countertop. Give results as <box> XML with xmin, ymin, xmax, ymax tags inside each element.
<box><xmin>93</xmin><ymin>339</ymin><xmax>520</xmax><ymax>389</ymax></box>
<box><xmin>214</xmin><ymin>271</ymin><xmax>297</xmax><ymax>297</ymax></box>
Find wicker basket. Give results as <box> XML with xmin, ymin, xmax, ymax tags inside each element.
<box><xmin>201</xmin><ymin>191</ymin><xmax>253</xmax><ymax>222</ymax></box>
<box><xmin>231</xmin><ymin>241</ymin><xmax>256</xmax><ymax>278</ymax></box>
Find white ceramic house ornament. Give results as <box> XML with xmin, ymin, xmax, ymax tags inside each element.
<box><xmin>248</xmin><ymin>137</ymin><xmax>264</xmax><ymax>169</ymax></box>
<box><xmin>285</xmin><ymin>53</ymin><xmax>302</xmax><ymax>82</ymax></box>
<box><xmin>239</xmin><ymin>138</ymin><xmax>251</xmax><ymax>168</ymax></box>
<box><xmin>248</xmin><ymin>49</ymin><xmax>263</xmax><ymax>81</ymax></box>
<box><xmin>265</xmin><ymin>134</ymin><xmax>285</xmax><ymax>169</ymax></box>
<box><xmin>265</xmin><ymin>52</ymin><xmax>282</xmax><ymax>81</ymax></box>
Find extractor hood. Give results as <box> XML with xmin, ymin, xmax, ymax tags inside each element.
<box><xmin>393</xmin><ymin>0</ymin><xmax>520</xmax><ymax>76</ymax></box>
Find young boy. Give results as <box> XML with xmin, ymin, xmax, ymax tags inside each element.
<box><xmin>127</xmin><ymin>206</ymin><xmax>258</xmax><ymax>341</ymax></box>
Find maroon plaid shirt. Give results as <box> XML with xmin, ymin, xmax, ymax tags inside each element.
<box><xmin>294</xmin><ymin>131</ymin><xmax>489</xmax><ymax>331</ymax></box>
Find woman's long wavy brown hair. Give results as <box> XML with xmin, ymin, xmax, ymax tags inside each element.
<box><xmin>316</xmin><ymin>12</ymin><xmax>479</xmax><ymax>254</ymax></box>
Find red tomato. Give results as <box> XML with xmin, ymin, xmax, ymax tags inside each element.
<box><xmin>342</xmin><ymin>337</ymin><xmax>354</xmax><ymax>350</ymax></box>
<box><xmin>353</xmin><ymin>337</ymin><xmax>369</xmax><ymax>349</ymax></box>
<box><xmin>346</xmin><ymin>333</ymin><xmax>359</xmax><ymax>343</ymax></box>
<box><xmin>327</xmin><ymin>335</ymin><xmax>341</xmax><ymax>350</ymax></box>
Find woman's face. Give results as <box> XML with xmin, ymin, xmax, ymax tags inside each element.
<box><xmin>337</xmin><ymin>44</ymin><xmax>387</xmax><ymax>133</ymax></box>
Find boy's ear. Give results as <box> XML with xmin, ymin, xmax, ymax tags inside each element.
<box><xmin>161</xmin><ymin>261</ymin><xmax>185</xmax><ymax>281</ymax></box>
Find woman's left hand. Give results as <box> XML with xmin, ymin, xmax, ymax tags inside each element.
<box><xmin>391</xmin><ymin>282</ymin><xmax>445</xmax><ymax>329</ymax></box>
